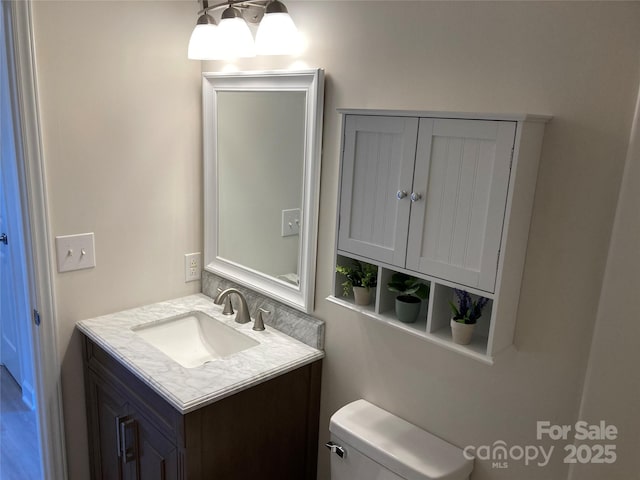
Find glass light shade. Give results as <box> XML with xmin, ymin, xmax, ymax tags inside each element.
<box><xmin>217</xmin><ymin>17</ymin><xmax>256</xmax><ymax>58</ymax></box>
<box><xmin>188</xmin><ymin>24</ymin><xmax>224</xmax><ymax>60</ymax></box>
<box><xmin>255</xmin><ymin>12</ymin><xmax>301</xmax><ymax>55</ymax></box>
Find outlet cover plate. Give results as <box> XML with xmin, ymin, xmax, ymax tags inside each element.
<box><xmin>55</xmin><ymin>233</ymin><xmax>96</xmax><ymax>273</ymax></box>
<box><xmin>185</xmin><ymin>252</ymin><xmax>201</xmax><ymax>282</ymax></box>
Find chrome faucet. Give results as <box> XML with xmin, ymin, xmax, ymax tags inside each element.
<box><xmin>216</xmin><ymin>288</ymin><xmax>234</xmax><ymax>316</ymax></box>
<box><xmin>214</xmin><ymin>288</ymin><xmax>250</xmax><ymax>324</ymax></box>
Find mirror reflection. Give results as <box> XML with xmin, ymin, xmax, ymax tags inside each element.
<box><xmin>204</xmin><ymin>69</ymin><xmax>324</xmax><ymax>312</ymax></box>
<box><xmin>217</xmin><ymin>90</ymin><xmax>306</xmax><ymax>285</ymax></box>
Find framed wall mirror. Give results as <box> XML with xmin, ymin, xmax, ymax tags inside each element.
<box><xmin>203</xmin><ymin>69</ymin><xmax>324</xmax><ymax>313</ymax></box>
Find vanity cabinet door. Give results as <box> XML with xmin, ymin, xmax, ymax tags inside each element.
<box><xmin>86</xmin><ymin>372</ymin><xmax>131</xmax><ymax>480</ymax></box>
<box><xmin>86</xmin><ymin>370</ymin><xmax>178</xmax><ymax>480</ymax></box>
<box><xmin>406</xmin><ymin>118</ymin><xmax>516</xmax><ymax>292</ymax></box>
<box><xmin>338</xmin><ymin>115</ymin><xmax>418</xmax><ymax>266</ymax></box>
<box><xmin>133</xmin><ymin>406</ymin><xmax>179</xmax><ymax>480</ymax></box>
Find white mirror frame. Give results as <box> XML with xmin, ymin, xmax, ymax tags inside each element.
<box><xmin>203</xmin><ymin>69</ymin><xmax>324</xmax><ymax>313</ymax></box>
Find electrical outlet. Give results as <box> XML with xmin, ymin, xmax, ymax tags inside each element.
<box><xmin>184</xmin><ymin>252</ymin><xmax>201</xmax><ymax>282</ymax></box>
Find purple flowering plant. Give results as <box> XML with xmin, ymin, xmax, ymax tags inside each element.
<box><xmin>449</xmin><ymin>289</ymin><xmax>489</xmax><ymax>324</ymax></box>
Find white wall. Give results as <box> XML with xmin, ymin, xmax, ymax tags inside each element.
<box><xmin>206</xmin><ymin>2</ymin><xmax>640</xmax><ymax>479</ymax></box>
<box><xmin>30</xmin><ymin>1</ymin><xmax>640</xmax><ymax>479</ymax></box>
<box><xmin>31</xmin><ymin>1</ymin><xmax>202</xmax><ymax>477</ymax></box>
<box><xmin>569</xmin><ymin>84</ymin><xmax>640</xmax><ymax>479</ymax></box>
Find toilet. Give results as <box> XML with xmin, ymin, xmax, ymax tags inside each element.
<box><xmin>328</xmin><ymin>399</ymin><xmax>473</xmax><ymax>480</ymax></box>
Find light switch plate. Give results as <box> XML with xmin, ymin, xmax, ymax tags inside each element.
<box><xmin>281</xmin><ymin>208</ymin><xmax>301</xmax><ymax>237</ymax></box>
<box><xmin>55</xmin><ymin>233</ymin><xmax>96</xmax><ymax>273</ymax></box>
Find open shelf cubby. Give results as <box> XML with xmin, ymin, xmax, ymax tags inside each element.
<box><xmin>334</xmin><ymin>254</ymin><xmax>378</xmax><ymax>315</ymax></box>
<box><xmin>376</xmin><ymin>267</ymin><xmax>429</xmax><ymax>335</ymax></box>
<box><xmin>330</xmin><ymin>254</ymin><xmax>495</xmax><ymax>364</ymax></box>
<box><xmin>427</xmin><ymin>283</ymin><xmax>492</xmax><ymax>357</ymax></box>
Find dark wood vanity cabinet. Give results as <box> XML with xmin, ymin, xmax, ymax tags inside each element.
<box><xmin>86</xmin><ymin>371</ymin><xmax>179</xmax><ymax>480</ymax></box>
<box><xmin>82</xmin><ymin>335</ymin><xmax>322</xmax><ymax>480</ymax></box>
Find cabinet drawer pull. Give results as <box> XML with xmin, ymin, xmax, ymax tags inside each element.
<box><xmin>116</xmin><ymin>416</ymin><xmax>138</xmax><ymax>464</ymax></box>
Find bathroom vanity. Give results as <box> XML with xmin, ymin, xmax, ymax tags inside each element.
<box><xmin>78</xmin><ymin>69</ymin><xmax>327</xmax><ymax>479</ymax></box>
<box><xmin>78</xmin><ymin>295</ymin><xmax>324</xmax><ymax>479</ymax></box>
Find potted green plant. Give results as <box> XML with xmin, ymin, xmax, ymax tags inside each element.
<box><xmin>336</xmin><ymin>260</ymin><xmax>378</xmax><ymax>306</ymax></box>
<box><xmin>449</xmin><ymin>289</ymin><xmax>489</xmax><ymax>345</ymax></box>
<box><xmin>387</xmin><ymin>272</ymin><xmax>429</xmax><ymax>323</ymax></box>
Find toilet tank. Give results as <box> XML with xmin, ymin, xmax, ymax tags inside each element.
<box><xmin>328</xmin><ymin>400</ymin><xmax>473</xmax><ymax>480</ymax></box>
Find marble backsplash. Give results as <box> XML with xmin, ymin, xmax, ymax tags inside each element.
<box><xmin>202</xmin><ymin>271</ymin><xmax>324</xmax><ymax>350</ymax></box>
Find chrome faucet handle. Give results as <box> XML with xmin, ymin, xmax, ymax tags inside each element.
<box><xmin>217</xmin><ymin>288</ymin><xmax>234</xmax><ymax>315</ymax></box>
<box><xmin>253</xmin><ymin>308</ymin><xmax>269</xmax><ymax>331</ymax></box>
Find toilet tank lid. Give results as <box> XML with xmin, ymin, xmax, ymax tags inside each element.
<box><xmin>329</xmin><ymin>400</ymin><xmax>473</xmax><ymax>480</ymax></box>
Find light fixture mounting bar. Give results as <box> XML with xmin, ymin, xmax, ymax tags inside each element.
<box><xmin>198</xmin><ymin>0</ymin><xmax>270</xmax><ymax>17</ymax></box>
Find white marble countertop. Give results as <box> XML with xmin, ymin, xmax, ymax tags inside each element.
<box><xmin>76</xmin><ymin>294</ymin><xmax>324</xmax><ymax>414</ymax></box>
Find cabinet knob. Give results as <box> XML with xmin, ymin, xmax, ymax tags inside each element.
<box><xmin>396</xmin><ymin>190</ymin><xmax>408</xmax><ymax>200</ymax></box>
<box><xmin>410</xmin><ymin>192</ymin><xmax>422</xmax><ymax>202</ymax></box>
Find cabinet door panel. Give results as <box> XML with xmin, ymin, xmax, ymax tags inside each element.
<box><xmin>406</xmin><ymin>118</ymin><xmax>515</xmax><ymax>292</ymax></box>
<box><xmin>88</xmin><ymin>374</ymin><xmax>130</xmax><ymax>480</ymax></box>
<box><xmin>136</xmin><ymin>410</ymin><xmax>178</xmax><ymax>480</ymax></box>
<box><xmin>338</xmin><ymin>115</ymin><xmax>418</xmax><ymax>266</ymax></box>
<box><xmin>87</xmin><ymin>371</ymin><xmax>178</xmax><ymax>480</ymax></box>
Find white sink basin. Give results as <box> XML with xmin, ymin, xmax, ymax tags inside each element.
<box><xmin>132</xmin><ymin>311</ymin><xmax>259</xmax><ymax>368</ymax></box>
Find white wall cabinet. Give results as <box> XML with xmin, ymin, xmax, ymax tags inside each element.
<box><xmin>339</xmin><ymin>115</ymin><xmax>516</xmax><ymax>293</ymax></box>
<box><xmin>332</xmin><ymin>109</ymin><xmax>550</xmax><ymax>363</ymax></box>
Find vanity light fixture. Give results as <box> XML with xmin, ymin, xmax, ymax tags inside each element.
<box><xmin>188</xmin><ymin>0</ymin><xmax>301</xmax><ymax>60</ymax></box>
<box><xmin>187</xmin><ymin>2</ymin><xmax>221</xmax><ymax>60</ymax></box>
<box><xmin>217</xmin><ymin>4</ymin><xmax>256</xmax><ymax>58</ymax></box>
<box><xmin>255</xmin><ymin>0</ymin><xmax>300</xmax><ymax>56</ymax></box>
